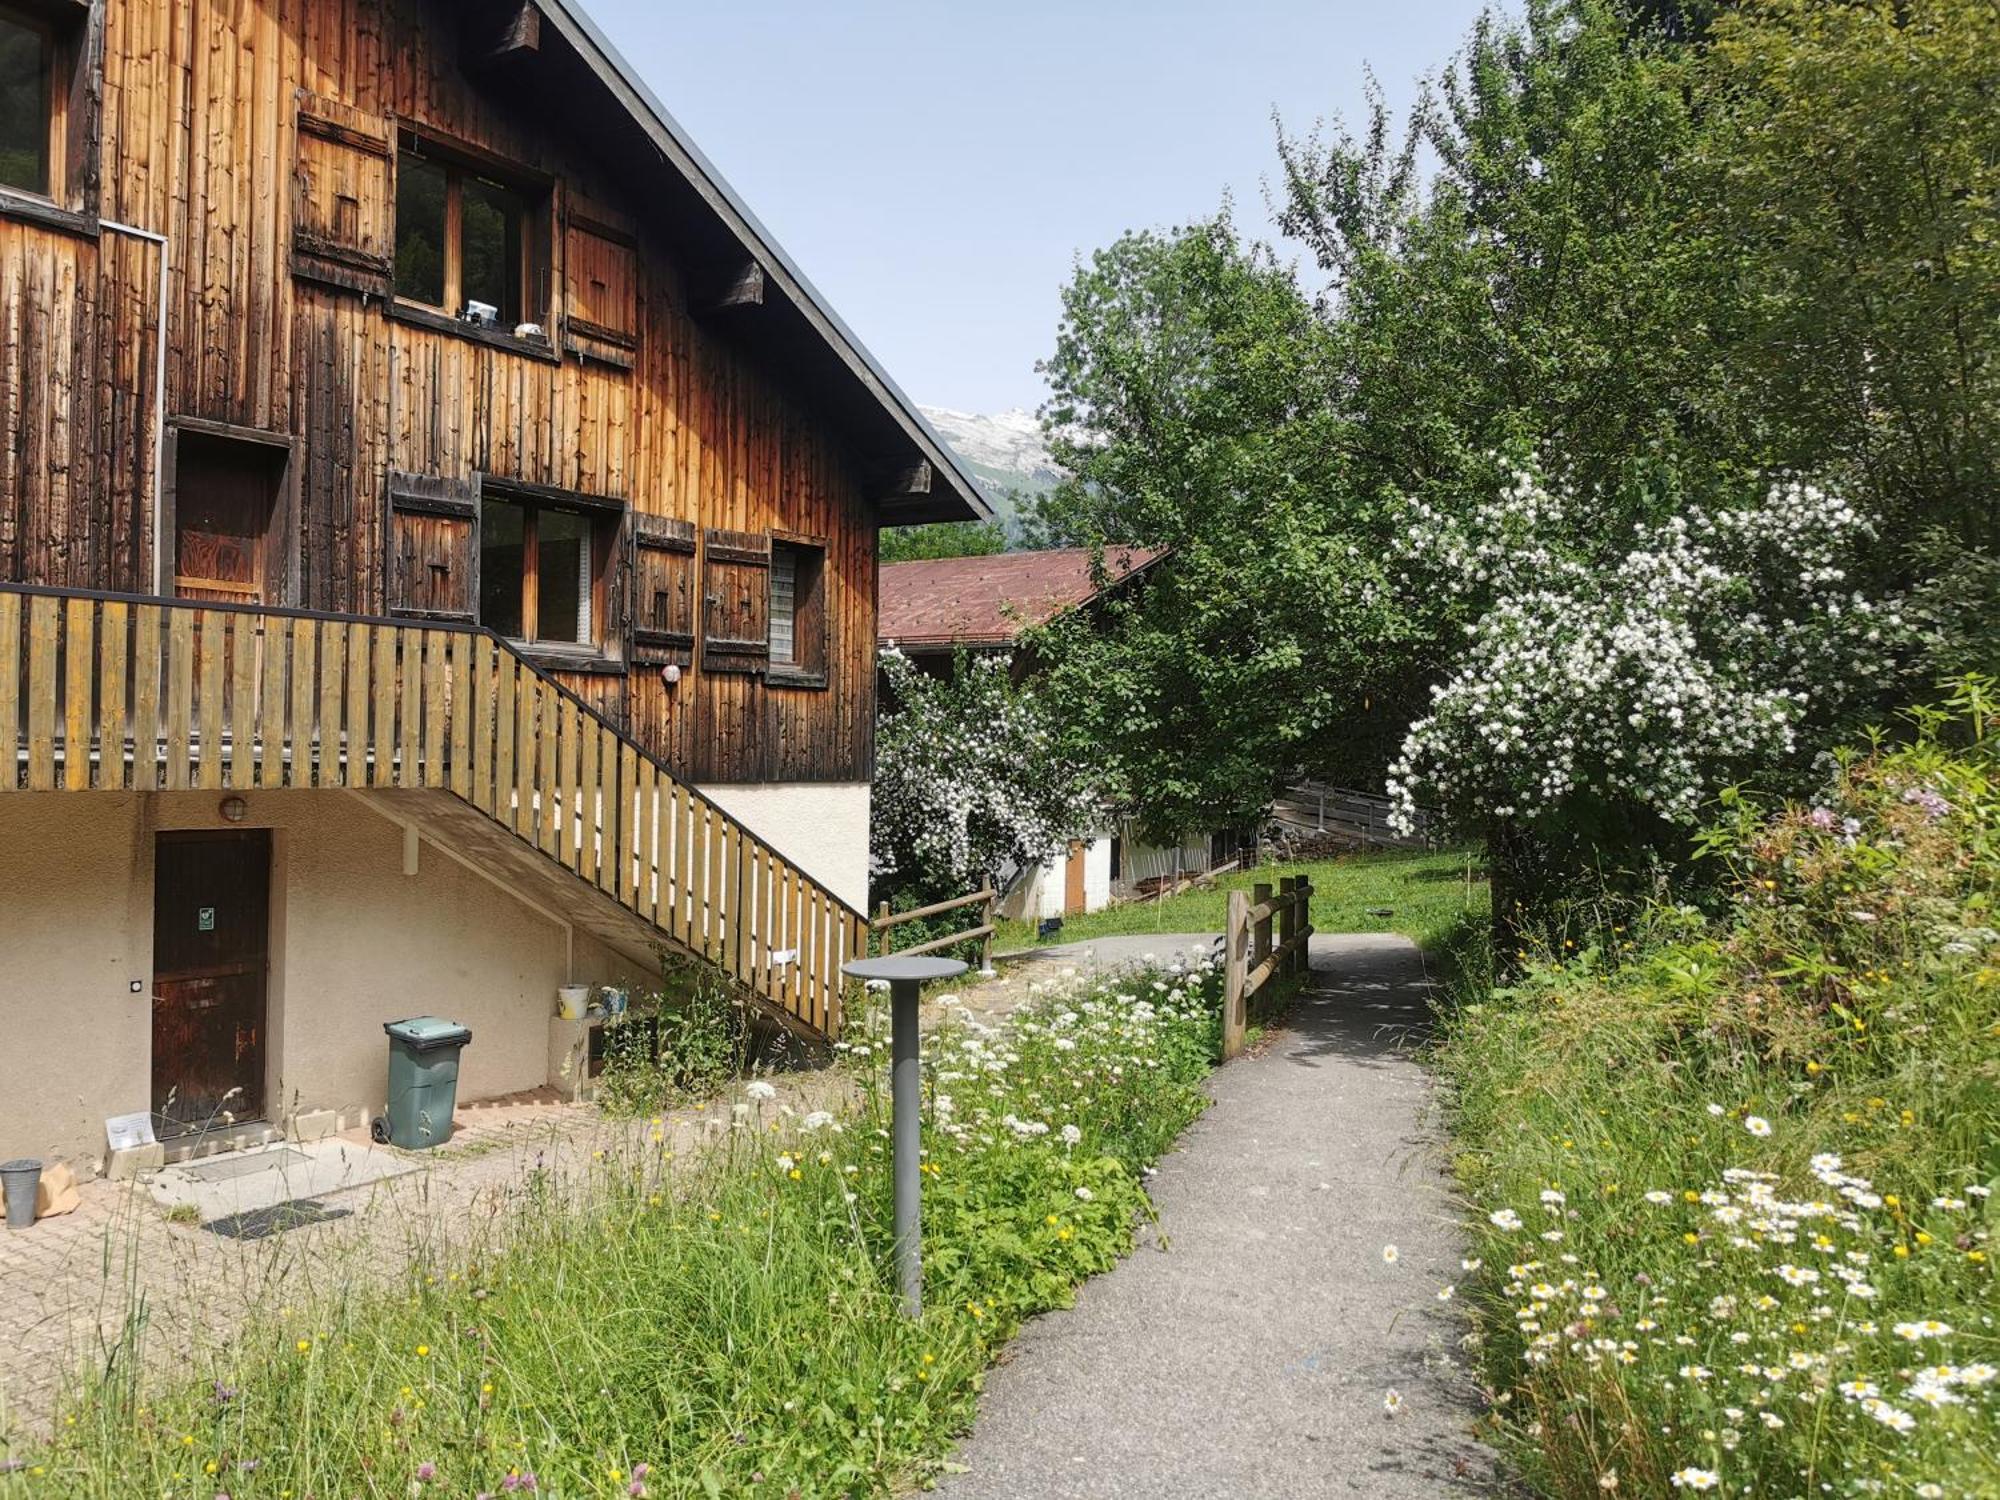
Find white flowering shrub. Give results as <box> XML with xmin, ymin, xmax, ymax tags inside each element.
<box><xmin>872</xmin><ymin>646</ymin><xmax>1100</xmax><ymax>899</ymax></box>
<box><xmin>1385</xmin><ymin>471</ymin><xmax>1912</xmax><ymax>837</ymax></box>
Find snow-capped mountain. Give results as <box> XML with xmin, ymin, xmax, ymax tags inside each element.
<box><xmin>918</xmin><ymin>406</ymin><xmax>1064</xmax><ymax>535</ymax></box>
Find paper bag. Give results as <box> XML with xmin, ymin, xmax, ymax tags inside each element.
<box><xmin>35</xmin><ymin>1160</ymin><xmax>80</xmax><ymax>1219</ymax></box>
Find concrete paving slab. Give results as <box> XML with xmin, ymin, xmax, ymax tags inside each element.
<box><xmin>146</xmin><ymin>1137</ymin><xmax>422</xmax><ymax>1221</ymax></box>
<box><xmin>934</xmin><ymin>933</ymin><xmax>1498</xmax><ymax>1499</ymax></box>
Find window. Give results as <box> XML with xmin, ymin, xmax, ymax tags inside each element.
<box><xmin>393</xmin><ymin>136</ymin><xmax>539</xmax><ymax>324</ymax></box>
<box><xmin>0</xmin><ymin>9</ymin><xmax>49</xmax><ymax>196</ymax></box>
<box><xmin>479</xmin><ymin>489</ymin><xmax>613</xmax><ymax>651</ymax></box>
<box><xmin>767</xmin><ymin>538</ymin><xmax>826</xmax><ymax>684</ymax></box>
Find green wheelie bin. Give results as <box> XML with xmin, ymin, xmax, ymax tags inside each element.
<box><xmin>375</xmin><ymin>1016</ymin><xmax>473</xmax><ymax>1149</ymax></box>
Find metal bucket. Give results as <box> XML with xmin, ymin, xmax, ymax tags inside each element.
<box><xmin>0</xmin><ymin>1159</ymin><xmax>42</xmax><ymax>1230</ymax></box>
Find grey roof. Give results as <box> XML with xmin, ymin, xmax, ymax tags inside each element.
<box><xmin>533</xmin><ymin>0</ymin><xmax>992</xmax><ymax>525</ymax></box>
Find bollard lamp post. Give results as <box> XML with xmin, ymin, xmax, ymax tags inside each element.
<box><xmin>840</xmin><ymin>953</ymin><xmax>968</xmax><ymax>1318</ymax></box>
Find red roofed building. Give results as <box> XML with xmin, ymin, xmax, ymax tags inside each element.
<box><xmin>878</xmin><ymin>547</ymin><xmax>1165</xmax><ymax>661</ymax></box>
<box><xmin>878</xmin><ymin>547</ymin><xmax>1238</xmax><ymax>922</ymax></box>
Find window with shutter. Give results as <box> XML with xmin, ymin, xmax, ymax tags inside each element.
<box><xmin>767</xmin><ymin>536</ymin><xmax>827</xmax><ymax>687</ymax></box>
<box><xmin>385</xmin><ymin>472</ymin><xmax>477</xmax><ymax>621</ymax></box>
<box><xmin>632</xmin><ymin>513</ymin><xmax>695</xmax><ymax>666</ymax></box>
<box><xmin>293</xmin><ymin>97</ymin><xmax>395</xmax><ymax>294</ymax></box>
<box><xmin>701</xmin><ymin>528</ymin><xmax>770</xmax><ymax>675</ymax></box>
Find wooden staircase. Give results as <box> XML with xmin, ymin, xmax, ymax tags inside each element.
<box><xmin>0</xmin><ymin>584</ymin><xmax>861</xmax><ymax>1038</ymax></box>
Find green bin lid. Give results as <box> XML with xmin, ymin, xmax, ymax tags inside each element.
<box><xmin>383</xmin><ymin>1016</ymin><xmax>473</xmax><ymax>1052</ymax></box>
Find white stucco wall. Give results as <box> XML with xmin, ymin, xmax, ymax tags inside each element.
<box><xmin>0</xmin><ymin>791</ymin><xmax>642</xmax><ymax>1171</ymax></box>
<box><xmin>697</xmin><ymin>779</ymin><xmax>870</xmax><ymax>911</ymax></box>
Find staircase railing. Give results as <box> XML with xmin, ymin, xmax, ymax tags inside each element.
<box><xmin>0</xmin><ymin>582</ymin><xmax>861</xmax><ymax>1037</ymax></box>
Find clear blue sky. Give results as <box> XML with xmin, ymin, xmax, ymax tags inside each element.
<box><xmin>587</xmin><ymin>0</ymin><xmax>1492</xmax><ymax>415</ymax></box>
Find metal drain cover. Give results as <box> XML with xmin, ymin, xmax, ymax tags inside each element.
<box><xmin>179</xmin><ymin>1147</ymin><xmax>313</xmax><ymax>1184</ymax></box>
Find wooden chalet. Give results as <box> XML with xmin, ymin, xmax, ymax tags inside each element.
<box><xmin>0</xmin><ymin>0</ymin><xmax>986</xmax><ymax>1167</ymax></box>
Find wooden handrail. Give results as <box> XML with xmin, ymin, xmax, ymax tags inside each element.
<box><xmin>871</xmin><ymin>887</ymin><xmax>994</xmax><ymax>929</ymax></box>
<box><xmin>870</xmin><ymin>887</ymin><xmax>996</xmax><ymax>970</ymax></box>
<box><xmin>0</xmin><ymin>584</ymin><xmax>862</xmax><ymax>1038</ymax></box>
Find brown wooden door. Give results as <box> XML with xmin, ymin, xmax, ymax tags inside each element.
<box><xmin>152</xmin><ymin>830</ymin><xmax>271</xmax><ymax>1136</ymax></box>
<box><xmin>1064</xmin><ymin>841</ymin><xmax>1087</xmax><ymax>915</ymax></box>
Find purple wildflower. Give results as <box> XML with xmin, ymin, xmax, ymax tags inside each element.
<box><xmin>416</xmin><ymin>1461</ymin><xmax>437</xmax><ymax>1481</ymax></box>
<box><xmin>1902</xmin><ymin>786</ymin><xmax>1952</xmax><ymax>821</ymax></box>
<box><xmin>1806</xmin><ymin>806</ymin><xmax>1837</xmax><ymax>831</ymax></box>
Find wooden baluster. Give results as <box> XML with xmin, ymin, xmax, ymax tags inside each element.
<box><xmin>612</xmin><ymin>742</ymin><xmax>635</xmax><ymax>907</ymax></box>
<box><xmin>537</xmin><ymin>684</ymin><xmax>558</xmax><ymax>857</ymax></box>
<box><xmin>132</xmin><ymin>605</ymin><xmax>161</xmax><ymax>789</ymax></box>
<box><xmin>97</xmin><ymin>600</ymin><xmax>128</xmax><ymax>790</ymax></box>
<box><xmin>341</xmin><ymin>623</ymin><xmax>370</xmax><ymax>790</ymax></box>
<box><xmin>421</xmin><ymin>631</ymin><xmax>446</xmax><ymax>788</ymax></box>
<box><xmin>257</xmin><ymin>613</ymin><xmax>285</xmax><ymax>789</ymax></box>
<box><xmin>371</xmin><ymin>625</ymin><xmax>397</xmax><ymax>788</ymax></box>
<box><xmin>0</xmin><ymin>593</ymin><xmax>20</xmax><ymax>790</ymax></box>
<box><xmin>515</xmin><ymin>667</ymin><xmax>537</xmax><ymax>835</ymax></box>
<box><xmin>1278</xmin><ymin>876</ymin><xmax>1296</xmax><ymax>982</ymax></box>
<box><xmin>287</xmin><ymin>617</ymin><xmax>314</xmax><ymax>788</ymax></box>
<box><xmin>228</xmin><ymin>611</ymin><xmax>255</xmax><ymax>788</ymax></box>
<box><xmin>28</xmin><ymin>596</ymin><xmax>60</xmax><ymax>791</ymax></box>
<box><xmin>471</xmin><ymin>637</ymin><xmax>497</xmax><ymax>813</ymax></box>
<box><xmin>63</xmin><ymin>598</ymin><xmax>94</xmax><ymax>789</ymax></box>
<box><xmin>577</xmin><ymin>710</ymin><xmax>600</xmax><ymax>886</ymax></box>
<box><xmin>595</xmin><ymin>725</ymin><xmax>620</xmax><ymax>897</ymax></box>
<box><xmin>396</xmin><ymin>629</ymin><xmax>420</xmax><ymax>785</ymax></box>
<box><xmin>197</xmin><ymin>613</ymin><xmax>225</xmax><ymax>790</ymax></box>
<box><xmin>553</xmin><ymin>698</ymin><xmax>575</xmax><ymax>867</ymax></box>
<box><xmin>448</xmin><ymin>632</ymin><xmax>472</xmax><ymax>799</ymax></box>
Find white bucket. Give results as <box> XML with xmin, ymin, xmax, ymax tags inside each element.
<box><xmin>556</xmin><ymin>985</ymin><xmax>591</xmax><ymax>1021</ymax></box>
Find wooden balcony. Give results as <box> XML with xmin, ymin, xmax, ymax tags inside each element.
<box><xmin>0</xmin><ymin>584</ymin><xmax>860</xmax><ymax>1039</ymax></box>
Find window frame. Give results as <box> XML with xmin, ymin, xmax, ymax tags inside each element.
<box><xmin>766</xmin><ymin>532</ymin><xmax>829</xmax><ymax>689</ymax></box>
<box><xmin>476</xmin><ymin>476</ymin><xmax>623</xmax><ymax>662</ymax></box>
<box><xmin>391</xmin><ymin>129</ymin><xmax>551</xmax><ymax>343</ymax></box>
<box><xmin>0</xmin><ymin>0</ymin><xmax>103</xmax><ymax>237</ymax></box>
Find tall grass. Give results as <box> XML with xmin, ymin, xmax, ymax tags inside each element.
<box><xmin>0</xmin><ymin>958</ymin><xmax>1228</xmax><ymax>1498</ymax></box>
<box><xmin>1436</xmin><ymin>703</ymin><xmax>2000</xmax><ymax>1497</ymax></box>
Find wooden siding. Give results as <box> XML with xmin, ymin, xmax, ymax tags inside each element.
<box><xmin>0</xmin><ymin>0</ymin><xmax>879</xmax><ymax>785</ymax></box>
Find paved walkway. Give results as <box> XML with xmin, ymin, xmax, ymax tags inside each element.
<box><xmin>936</xmin><ymin>933</ymin><xmax>1496</xmax><ymax>1499</ymax></box>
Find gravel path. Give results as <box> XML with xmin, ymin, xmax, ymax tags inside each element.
<box><xmin>934</xmin><ymin>933</ymin><xmax>1497</xmax><ymax>1499</ymax></box>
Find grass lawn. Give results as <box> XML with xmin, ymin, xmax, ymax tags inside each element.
<box><xmin>993</xmin><ymin>845</ymin><xmax>1490</xmax><ymax>959</ymax></box>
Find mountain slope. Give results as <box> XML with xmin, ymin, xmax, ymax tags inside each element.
<box><xmin>919</xmin><ymin>406</ymin><xmax>1063</xmax><ymax>536</ymax></box>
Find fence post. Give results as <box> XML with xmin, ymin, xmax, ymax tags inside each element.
<box><xmin>876</xmin><ymin>900</ymin><xmax>892</xmax><ymax>958</ymax></box>
<box><xmin>1278</xmin><ymin>875</ymin><xmax>1296</xmax><ymax>980</ymax></box>
<box><xmin>981</xmin><ymin>889</ymin><xmax>995</xmax><ymax>972</ymax></box>
<box><xmin>1223</xmin><ymin>887</ymin><xmax>1247</xmax><ymax>1061</ymax></box>
<box><xmin>1298</xmin><ymin>877</ymin><xmax>1313</xmax><ymax>974</ymax></box>
<box><xmin>1253</xmin><ymin>880</ymin><xmax>1273</xmax><ymax>976</ymax></box>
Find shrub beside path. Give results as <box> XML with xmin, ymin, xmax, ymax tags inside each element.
<box><xmin>935</xmin><ymin>933</ymin><xmax>1496</xmax><ymax>1499</ymax></box>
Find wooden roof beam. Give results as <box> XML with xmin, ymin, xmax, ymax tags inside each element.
<box><xmin>696</xmin><ymin>261</ymin><xmax>767</xmax><ymax>317</ymax></box>
<box><xmin>464</xmin><ymin>1</ymin><xmax>542</xmax><ymax>73</ymax></box>
<box><xmin>871</xmin><ymin>460</ymin><xmax>933</xmax><ymax>504</ymax></box>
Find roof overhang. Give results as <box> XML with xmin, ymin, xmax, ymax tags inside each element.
<box><xmin>477</xmin><ymin>0</ymin><xmax>992</xmax><ymax>527</ymax></box>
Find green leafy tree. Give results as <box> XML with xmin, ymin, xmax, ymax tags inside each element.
<box><xmin>878</xmin><ymin>518</ymin><xmax>1011</xmax><ymax>564</ymax></box>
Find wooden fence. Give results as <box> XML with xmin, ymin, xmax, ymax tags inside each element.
<box><xmin>1269</xmin><ymin>779</ymin><xmax>1429</xmax><ymax>850</ymax></box>
<box><xmin>1221</xmin><ymin>875</ymin><xmax>1313</xmax><ymax>1059</ymax></box>
<box><xmin>870</xmin><ymin>888</ymin><xmax>996</xmax><ymax>970</ymax></box>
<box><xmin>0</xmin><ymin>583</ymin><xmax>863</xmax><ymax>1038</ymax></box>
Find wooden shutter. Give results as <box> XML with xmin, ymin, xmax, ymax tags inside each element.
<box><xmin>386</xmin><ymin>472</ymin><xmax>477</xmax><ymax>622</ymax></box>
<box><xmin>293</xmin><ymin>95</ymin><xmax>394</xmax><ymax>294</ymax></box>
<box><xmin>700</xmin><ymin>528</ymin><xmax>769</xmax><ymax>675</ymax></box>
<box><xmin>564</xmin><ymin>217</ymin><xmax>640</xmax><ymax>366</ymax></box>
<box><xmin>631</xmin><ymin>514</ymin><xmax>695</xmax><ymax>665</ymax></box>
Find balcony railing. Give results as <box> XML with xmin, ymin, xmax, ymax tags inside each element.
<box><xmin>0</xmin><ymin>583</ymin><xmax>859</xmax><ymax>1038</ymax></box>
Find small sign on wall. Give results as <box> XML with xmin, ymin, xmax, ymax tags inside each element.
<box><xmin>105</xmin><ymin>1111</ymin><xmax>157</xmax><ymax>1152</ymax></box>
<box><xmin>197</xmin><ymin>907</ymin><xmax>216</xmax><ymax>932</ymax></box>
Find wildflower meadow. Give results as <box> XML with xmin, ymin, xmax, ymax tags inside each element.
<box><xmin>0</xmin><ymin>956</ymin><xmax>1229</xmax><ymax>1498</ymax></box>
<box><xmin>1439</xmin><ymin>695</ymin><xmax>2000</xmax><ymax>1498</ymax></box>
